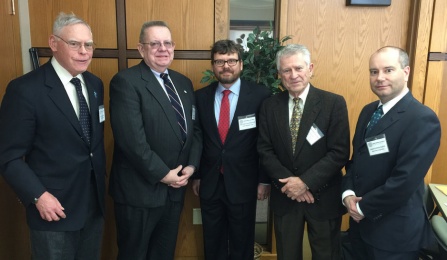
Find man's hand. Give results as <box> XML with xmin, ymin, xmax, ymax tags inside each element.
<box><xmin>295</xmin><ymin>190</ymin><xmax>315</xmax><ymax>204</ymax></box>
<box><xmin>161</xmin><ymin>165</ymin><xmax>187</xmax><ymax>188</ymax></box>
<box><xmin>343</xmin><ymin>195</ymin><xmax>364</xmax><ymax>223</ymax></box>
<box><xmin>279</xmin><ymin>176</ymin><xmax>307</xmax><ymax>198</ymax></box>
<box><xmin>257</xmin><ymin>184</ymin><xmax>271</xmax><ymax>201</ymax></box>
<box><xmin>35</xmin><ymin>191</ymin><xmax>66</xmax><ymax>221</ymax></box>
<box><xmin>192</xmin><ymin>179</ymin><xmax>200</xmax><ymax>196</ymax></box>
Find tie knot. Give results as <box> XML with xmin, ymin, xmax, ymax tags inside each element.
<box><xmin>376</xmin><ymin>105</ymin><xmax>383</xmax><ymax>114</ymax></box>
<box><xmin>160</xmin><ymin>73</ymin><xmax>168</xmax><ymax>81</ymax></box>
<box><xmin>293</xmin><ymin>98</ymin><xmax>301</xmax><ymax>106</ymax></box>
<box><xmin>222</xmin><ymin>89</ymin><xmax>231</xmax><ymax>97</ymax></box>
<box><xmin>70</xmin><ymin>77</ymin><xmax>82</xmax><ymax>89</ymax></box>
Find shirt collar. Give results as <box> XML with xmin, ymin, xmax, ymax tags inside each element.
<box><xmin>379</xmin><ymin>87</ymin><xmax>409</xmax><ymax>115</ymax></box>
<box><xmin>51</xmin><ymin>57</ymin><xmax>84</xmax><ymax>85</ymax></box>
<box><xmin>217</xmin><ymin>78</ymin><xmax>241</xmax><ymax>96</ymax></box>
<box><xmin>288</xmin><ymin>83</ymin><xmax>310</xmax><ymax>104</ymax></box>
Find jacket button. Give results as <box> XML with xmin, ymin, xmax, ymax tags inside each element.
<box><xmin>90</xmin><ymin>153</ymin><xmax>93</xmax><ymax>157</ymax></box>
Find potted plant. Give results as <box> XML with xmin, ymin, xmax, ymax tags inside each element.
<box><xmin>201</xmin><ymin>24</ymin><xmax>292</xmax><ymax>94</ymax></box>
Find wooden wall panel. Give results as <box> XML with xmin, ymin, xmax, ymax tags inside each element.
<box><xmin>0</xmin><ymin>0</ymin><xmax>22</xmax><ymax>102</ymax></box>
<box><xmin>126</xmin><ymin>0</ymin><xmax>214</xmax><ymax>50</ymax></box>
<box><xmin>427</xmin><ymin>0</ymin><xmax>447</xmax><ymax>185</ymax></box>
<box><xmin>426</xmin><ymin>61</ymin><xmax>447</xmax><ymax>184</ymax></box>
<box><xmin>407</xmin><ymin>0</ymin><xmax>434</xmax><ymax>103</ymax></box>
<box><xmin>429</xmin><ymin>0</ymin><xmax>447</xmax><ymax>52</ymax></box>
<box><xmin>28</xmin><ymin>0</ymin><xmax>117</xmax><ymax>48</ymax></box>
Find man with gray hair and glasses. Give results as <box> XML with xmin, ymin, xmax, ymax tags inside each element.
<box><xmin>0</xmin><ymin>12</ymin><xmax>106</xmax><ymax>259</ymax></box>
<box><xmin>258</xmin><ymin>44</ymin><xmax>350</xmax><ymax>259</ymax></box>
<box><xmin>109</xmin><ymin>21</ymin><xmax>201</xmax><ymax>259</ymax></box>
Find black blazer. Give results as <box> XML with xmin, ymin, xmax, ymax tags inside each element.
<box><xmin>0</xmin><ymin>61</ymin><xmax>106</xmax><ymax>231</ymax></box>
<box><xmin>342</xmin><ymin>92</ymin><xmax>441</xmax><ymax>252</ymax></box>
<box><xmin>109</xmin><ymin>61</ymin><xmax>202</xmax><ymax>207</ymax></box>
<box><xmin>195</xmin><ymin>80</ymin><xmax>271</xmax><ymax>204</ymax></box>
<box><xmin>258</xmin><ymin>85</ymin><xmax>350</xmax><ymax>220</ymax></box>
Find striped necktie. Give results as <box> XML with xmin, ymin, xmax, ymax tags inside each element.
<box><xmin>160</xmin><ymin>73</ymin><xmax>187</xmax><ymax>142</ymax></box>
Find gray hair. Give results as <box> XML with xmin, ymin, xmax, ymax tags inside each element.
<box><xmin>374</xmin><ymin>46</ymin><xmax>409</xmax><ymax>68</ymax></box>
<box><xmin>53</xmin><ymin>12</ymin><xmax>91</xmax><ymax>35</ymax></box>
<box><xmin>276</xmin><ymin>44</ymin><xmax>311</xmax><ymax>71</ymax></box>
<box><xmin>139</xmin><ymin>21</ymin><xmax>171</xmax><ymax>43</ymax></box>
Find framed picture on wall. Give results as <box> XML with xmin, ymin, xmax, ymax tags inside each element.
<box><xmin>346</xmin><ymin>0</ymin><xmax>391</xmax><ymax>6</ymax></box>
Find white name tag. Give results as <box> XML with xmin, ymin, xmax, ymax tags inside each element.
<box><xmin>366</xmin><ymin>134</ymin><xmax>389</xmax><ymax>156</ymax></box>
<box><xmin>238</xmin><ymin>114</ymin><xmax>256</xmax><ymax>130</ymax></box>
<box><xmin>99</xmin><ymin>105</ymin><xmax>105</xmax><ymax>123</ymax></box>
<box><xmin>306</xmin><ymin>123</ymin><xmax>324</xmax><ymax>145</ymax></box>
<box><xmin>192</xmin><ymin>105</ymin><xmax>196</xmax><ymax>121</ymax></box>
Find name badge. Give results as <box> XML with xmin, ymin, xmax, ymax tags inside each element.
<box><xmin>192</xmin><ymin>105</ymin><xmax>196</xmax><ymax>121</ymax></box>
<box><xmin>366</xmin><ymin>134</ymin><xmax>389</xmax><ymax>156</ymax></box>
<box><xmin>238</xmin><ymin>114</ymin><xmax>256</xmax><ymax>130</ymax></box>
<box><xmin>99</xmin><ymin>105</ymin><xmax>105</xmax><ymax>123</ymax></box>
<box><xmin>306</xmin><ymin>123</ymin><xmax>324</xmax><ymax>145</ymax></box>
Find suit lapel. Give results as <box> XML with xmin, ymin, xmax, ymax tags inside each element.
<box><xmin>169</xmin><ymin>69</ymin><xmax>192</xmax><ymax>142</ymax></box>
<box><xmin>294</xmin><ymin>86</ymin><xmax>320</xmax><ymax>158</ymax></box>
<box><xmin>272</xmin><ymin>91</ymin><xmax>294</xmax><ymax>159</ymax></box>
<box><xmin>359</xmin><ymin>93</ymin><xmax>412</xmax><ymax>148</ymax></box>
<box><xmin>202</xmin><ymin>83</ymin><xmax>222</xmax><ymax>146</ymax></box>
<box><xmin>45</xmin><ymin>63</ymin><xmax>85</xmax><ymax>141</ymax></box>
<box><xmin>225</xmin><ymin>82</ymin><xmax>252</xmax><ymax>144</ymax></box>
<box><xmin>140</xmin><ymin>63</ymin><xmax>183</xmax><ymax>143</ymax></box>
<box><xmin>84</xmin><ymin>73</ymin><xmax>100</xmax><ymax>145</ymax></box>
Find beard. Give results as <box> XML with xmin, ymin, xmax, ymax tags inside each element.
<box><xmin>215</xmin><ymin>68</ymin><xmax>241</xmax><ymax>85</ymax></box>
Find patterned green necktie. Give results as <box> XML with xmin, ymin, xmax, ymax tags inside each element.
<box><xmin>290</xmin><ymin>98</ymin><xmax>303</xmax><ymax>154</ymax></box>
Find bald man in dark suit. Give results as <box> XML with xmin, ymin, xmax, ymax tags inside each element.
<box><xmin>342</xmin><ymin>46</ymin><xmax>441</xmax><ymax>260</ymax></box>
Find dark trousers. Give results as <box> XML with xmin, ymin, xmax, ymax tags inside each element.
<box><xmin>349</xmin><ymin>225</ymin><xmax>419</xmax><ymax>260</ymax></box>
<box><xmin>30</xmin><ymin>177</ymin><xmax>104</xmax><ymax>260</ymax></box>
<box><xmin>200</xmin><ymin>175</ymin><xmax>257</xmax><ymax>260</ymax></box>
<box><xmin>114</xmin><ymin>197</ymin><xmax>183</xmax><ymax>260</ymax></box>
<box><xmin>274</xmin><ymin>209</ymin><xmax>342</xmax><ymax>260</ymax></box>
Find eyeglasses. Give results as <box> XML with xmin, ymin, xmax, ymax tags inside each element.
<box><xmin>54</xmin><ymin>35</ymin><xmax>95</xmax><ymax>52</ymax></box>
<box><xmin>141</xmin><ymin>41</ymin><xmax>175</xmax><ymax>49</ymax></box>
<box><xmin>213</xmin><ymin>59</ymin><xmax>239</xmax><ymax>67</ymax></box>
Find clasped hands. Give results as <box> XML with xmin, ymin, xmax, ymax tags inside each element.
<box><xmin>279</xmin><ymin>177</ymin><xmax>314</xmax><ymax>203</ymax></box>
<box><xmin>161</xmin><ymin>165</ymin><xmax>194</xmax><ymax>188</ymax></box>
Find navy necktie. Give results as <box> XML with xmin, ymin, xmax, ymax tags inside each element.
<box><xmin>160</xmin><ymin>73</ymin><xmax>187</xmax><ymax>142</ymax></box>
<box><xmin>70</xmin><ymin>77</ymin><xmax>91</xmax><ymax>144</ymax></box>
<box><xmin>366</xmin><ymin>105</ymin><xmax>383</xmax><ymax>134</ymax></box>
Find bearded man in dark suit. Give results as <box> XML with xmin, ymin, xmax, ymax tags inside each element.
<box><xmin>193</xmin><ymin>40</ymin><xmax>271</xmax><ymax>260</ymax></box>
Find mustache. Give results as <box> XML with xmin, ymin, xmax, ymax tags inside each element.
<box><xmin>219</xmin><ymin>68</ymin><xmax>233</xmax><ymax>73</ymax></box>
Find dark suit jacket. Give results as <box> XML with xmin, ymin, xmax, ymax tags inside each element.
<box><xmin>258</xmin><ymin>85</ymin><xmax>350</xmax><ymax>220</ymax></box>
<box><xmin>0</xmin><ymin>61</ymin><xmax>106</xmax><ymax>231</ymax></box>
<box><xmin>342</xmin><ymin>92</ymin><xmax>441</xmax><ymax>252</ymax></box>
<box><xmin>195</xmin><ymin>80</ymin><xmax>271</xmax><ymax>204</ymax></box>
<box><xmin>109</xmin><ymin>61</ymin><xmax>201</xmax><ymax>207</ymax></box>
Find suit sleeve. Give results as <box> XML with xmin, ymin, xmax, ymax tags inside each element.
<box><xmin>257</xmin><ymin>100</ymin><xmax>294</xmax><ymax>179</ymax></box>
<box><xmin>0</xmin><ymin>82</ymin><xmax>46</xmax><ymax>206</ymax></box>
<box><xmin>109</xmin><ymin>73</ymin><xmax>170</xmax><ymax>184</ymax></box>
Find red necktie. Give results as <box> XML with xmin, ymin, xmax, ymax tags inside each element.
<box><xmin>218</xmin><ymin>90</ymin><xmax>231</xmax><ymax>144</ymax></box>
